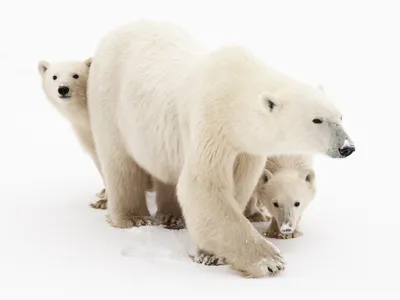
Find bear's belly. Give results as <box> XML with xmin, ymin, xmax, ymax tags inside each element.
<box><xmin>117</xmin><ymin>97</ymin><xmax>184</xmax><ymax>185</ymax></box>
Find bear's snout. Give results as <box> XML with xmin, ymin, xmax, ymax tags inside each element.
<box><xmin>338</xmin><ymin>139</ymin><xmax>355</xmax><ymax>158</ymax></box>
<box><xmin>279</xmin><ymin>221</ymin><xmax>294</xmax><ymax>234</ymax></box>
<box><xmin>58</xmin><ymin>86</ymin><xmax>70</xmax><ymax>97</ymax></box>
<box><xmin>338</xmin><ymin>145</ymin><xmax>355</xmax><ymax>157</ymax></box>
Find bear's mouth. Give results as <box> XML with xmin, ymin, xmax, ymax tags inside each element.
<box><xmin>58</xmin><ymin>95</ymin><xmax>71</xmax><ymax>100</ymax></box>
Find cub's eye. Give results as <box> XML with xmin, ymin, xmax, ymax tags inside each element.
<box><xmin>73</xmin><ymin>74</ymin><xmax>79</xmax><ymax>79</ymax></box>
<box><xmin>294</xmin><ymin>202</ymin><xmax>300</xmax><ymax>207</ymax></box>
<box><xmin>52</xmin><ymin>75</ymin><xmax>57</xmax><ymax>80</ymax></box>
<box><xmin>312</xmin><ymin>118</ymin><xmax>323</xmax><ymax>124</ymax></box>
<box><xmin>273</xmin><ymin>202</ymin><xmax>279</xmax><ymax>208</ymax></box>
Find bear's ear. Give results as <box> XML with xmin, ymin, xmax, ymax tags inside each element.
<box><xmin>317</xmin><ymin>83</ymin><xmax>325</xmax><ymax>93</ymax></box>
<box><xmin>305</xmin><ymin>169</ymin><xmax>315</xmax><ymax>184</ymax></box>
<box><xmin>260</xmin><ymin>92</ymin><xmax>278</xmax><ymax>112</ymax></box>
<box><xmin>84</xmin><ymin>57</ymin><xmax>92</xmax><ymax>68</ymax></box>
<box><xmin>261</xmin><ymin>169</ymin><xmax>273</xmax><ymax>184</ymax></box>
<box><xmin>38</xmin><ymin>60</ymin><xmax>49</xmax><ymax>76</ymax></box>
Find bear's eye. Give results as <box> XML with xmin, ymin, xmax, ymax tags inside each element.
<box><xmin>262</xmin><ymin>173</ymin><xmax>268</xmax><ymax>183</ymax></box>
<box><xmin>294</xmin><ymin>202</ymin><xmax>300</xmax><ymax>207</ymax></box>
<box><xmin>273</xmin><ymin>202</ymin><xmax>279</xmax><ymax>208</ymax></box>
<box><xmin>73</xmin><ymin>74</ymin><xmax>79</xmax><ymax>79</ymax></box>
<box><xmin>267</xmin><ymin>99</ymin><xmax>275</xmax><ymax>111</ymax></box>
<box><xmin>312</xmin><ymin>118</ymin><xmax>323</xmax><ymax>124</ymax></box>
<box><xmin>52</xmin><ymin>75</ymin><xmax>57</xmax><ymax>80</ymax></box>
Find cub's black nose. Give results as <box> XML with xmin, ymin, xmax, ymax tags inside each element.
<box><xmin>58</xmin><ymin>86</ymin><xmax>70</xmax><ymax>96</ymax></box>
<box><xmin>338</xmin><ymin>146</ymin><xmax>355</xmax><ymax>157</ymax></box>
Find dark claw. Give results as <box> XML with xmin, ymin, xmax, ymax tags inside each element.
<box><xmin>267</xmin><ymin>267</ymin><xmax>273</xmax><ymax>273</ymax></box>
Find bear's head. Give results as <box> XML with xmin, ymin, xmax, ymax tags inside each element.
<box><xmin>235</xmin><ymin>83</ymin><xmax>355</xmax><ymax>159</ymax></box>
<box><xmin>38</xmin><ymin>58</ymin><xmax>92</xmax><ymax>105</ymax></box>
<box><xmin>258</xmin><ymin>165</ymin><xmax>316</xmax><ymax>234</ymax></box>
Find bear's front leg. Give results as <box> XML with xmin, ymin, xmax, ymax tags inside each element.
<box><xmin>102</xmin><ymin>147</ymin><xmax>155</xmax><ymax>228</ymax></box>
<box><xmin>264</xmin><ymin>218</ymin><xmax>303</xmax><ymax>239</ymax></box>
<box><xmin>154</xmin><ymin>179</ymin><xmax>185</xmax><ymax>230</ymax></box>
<box><xmin>177</xmin><ymin>149</ymin><xmax>285</xmax><ymax>278</ymax></box>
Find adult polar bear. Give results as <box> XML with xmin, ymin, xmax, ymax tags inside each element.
<box><xmin>88</xmin><ymin>21</ymin><xmax>355</xmax><ymax>277</ymax></box>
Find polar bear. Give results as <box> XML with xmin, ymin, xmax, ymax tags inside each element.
<box><xmin>37</xmin><ymin>58</ymin><xmax>107</xmax><ymax>205</ymax></box>
<box><xmin>87</xmin><ymin>20</ymin><xmax>355</xmax><ymax>277</ymax></box>
<box><xmin>255</xmin><ymin>155</ymin><xmax>316</xmax><ymax>239</ymax></box>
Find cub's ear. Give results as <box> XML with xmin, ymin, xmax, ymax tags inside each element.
<box><xmin>260</xmin><ymin>92</ymin><xmax>278</xmax><ymax>112</ymax></box>
<box><xmin>305</xmin><ymin>169</ymin><xmax>316</xmax><ymax>184</ymax></box>
<box><xmin>38</xmin><ymin>60</ymin><xmax>49</xmax><ymax>76</ymax></box>
<box><xmin>261</xmin><ymin>169</ymin><xmax>273</xmax><ymax>183</ymax></box>
<box><xmin>84</xmin><ymin>57</ymin><xmax>92</xmax><ymax>68</ymax></box>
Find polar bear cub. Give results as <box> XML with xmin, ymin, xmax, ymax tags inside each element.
<box><xmin>37</xmin><ymin>58</ymin><xmax>108</xmax><ymax>207</ymax></box>
<box><xmin>256</xmin><ymin>155</ymin><xmax>316</xmax><ymax>239</ymax></box>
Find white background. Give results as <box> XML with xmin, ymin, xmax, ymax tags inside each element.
<box><xmin>1</xmin><ymin>0</ymin><xmax>399</xmax><ymax>299</ymax></box>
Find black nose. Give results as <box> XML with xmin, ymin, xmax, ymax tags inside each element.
<box><xmin>58</xmin><ymin>86</ymin><xmax>69</xmax><ymax>96</ymax></box>
<box><xmin>338</xmin><ymin>146</ymin><xmax>355</xmax><ymax>157</ymax></box>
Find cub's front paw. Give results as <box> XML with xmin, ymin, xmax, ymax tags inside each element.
<box><xmin>155</xmin><ymin>213</ymin><xmax>186</xmax><ymax>230</ymax></box>
<box><xmin>263</xmin><ymin>228</ymin><xmax>303</xmax><ymax>239</ymax></box>
<box><xmin>190</xmin><ymin>249</ymin><xmax>227</xmax><ymax>266</ymax></box>
<box><xmin>106</xmin><ymin>214</ymin><xmax>156</xmax><ymax>228</ymax></box>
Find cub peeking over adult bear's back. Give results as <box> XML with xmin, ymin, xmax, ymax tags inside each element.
<box><xmin>87</xmin><ymin>20</ymin><xmax>356</xmax><ymax>278</ymax></box>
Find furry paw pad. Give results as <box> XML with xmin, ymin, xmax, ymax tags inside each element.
<box><xmin>239</xmin><ymin>257</ymin><xmax>285</xmax><ymax>278</ymax></box>
<box><xmin>90</xmin><ymin>199</ymin><xmax>108</xmax><ymax>210</ymax></box>
<box><xmin>190</xmin><ymin>250</ymin><xmax>227</xmax><ymax>266</ymax></box>
<box><xmin>263</xmin><ymin>229</ymin><xmax>303</xmax><ymax>239</ymax></box>
<box><xmin>106</xmin><ymin>214</ymin><xmax>156</xmax><ymax>228</ymax></box>
<box><xmin>155</xmin><ymin>213</ymin><xmax>186</xmax><ymax>230</ymax></box>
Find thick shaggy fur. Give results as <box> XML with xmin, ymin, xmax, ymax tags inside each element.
<box><xmin>87</xmin><ymin>20</ymin><xmax>354</xmax><ymax>277</ymax></box>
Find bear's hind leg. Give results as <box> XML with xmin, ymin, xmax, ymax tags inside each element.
<box><xmin>154</xmin><ymin>179</ymin><xmax>185</xmax><ymax>230</ymax></box>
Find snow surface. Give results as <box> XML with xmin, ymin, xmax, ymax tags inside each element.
<box><xmin>1</xmin><ymin>0</ymin><xmax>399</xmax><ymax>299</ymax></box>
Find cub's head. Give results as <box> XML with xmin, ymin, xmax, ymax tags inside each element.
<box><xmin>242</xmin><ymin>83</ymin><xmax>356</xmax><ymax>159</ymax></box>
<box><xmin>38</xmin><ymin>58</ymin><xmax>91</xmax><ymax>105</ymax></box>
<box><xmin>257</xmin><ymin>165</ymin><xmax>316</xmax><ymax>234</ymax></box>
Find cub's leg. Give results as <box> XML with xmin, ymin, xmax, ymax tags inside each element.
<box><xmin>154</xmin><ymin>179</ymin><xmax>185</xmax><ymax>230</ymax></box>
<box><xmin>177</xmin><ymin>146</ymin><xmax>284</xmax><ymax>277</ymax></box>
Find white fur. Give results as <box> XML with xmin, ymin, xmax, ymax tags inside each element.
<box><xmin>37</xmin><ymin>58</ymin><xmax>102</xmax><ymax>176</ymax></box>
<box><xmin>87</xmin><ymin>20</ymin><xmax>354</xmax><ymax>277</ymax></box>
<box><xmin>257</xmin><ymin>155</ymin><xmax>316</xmax><ymax>238</ymax></box>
